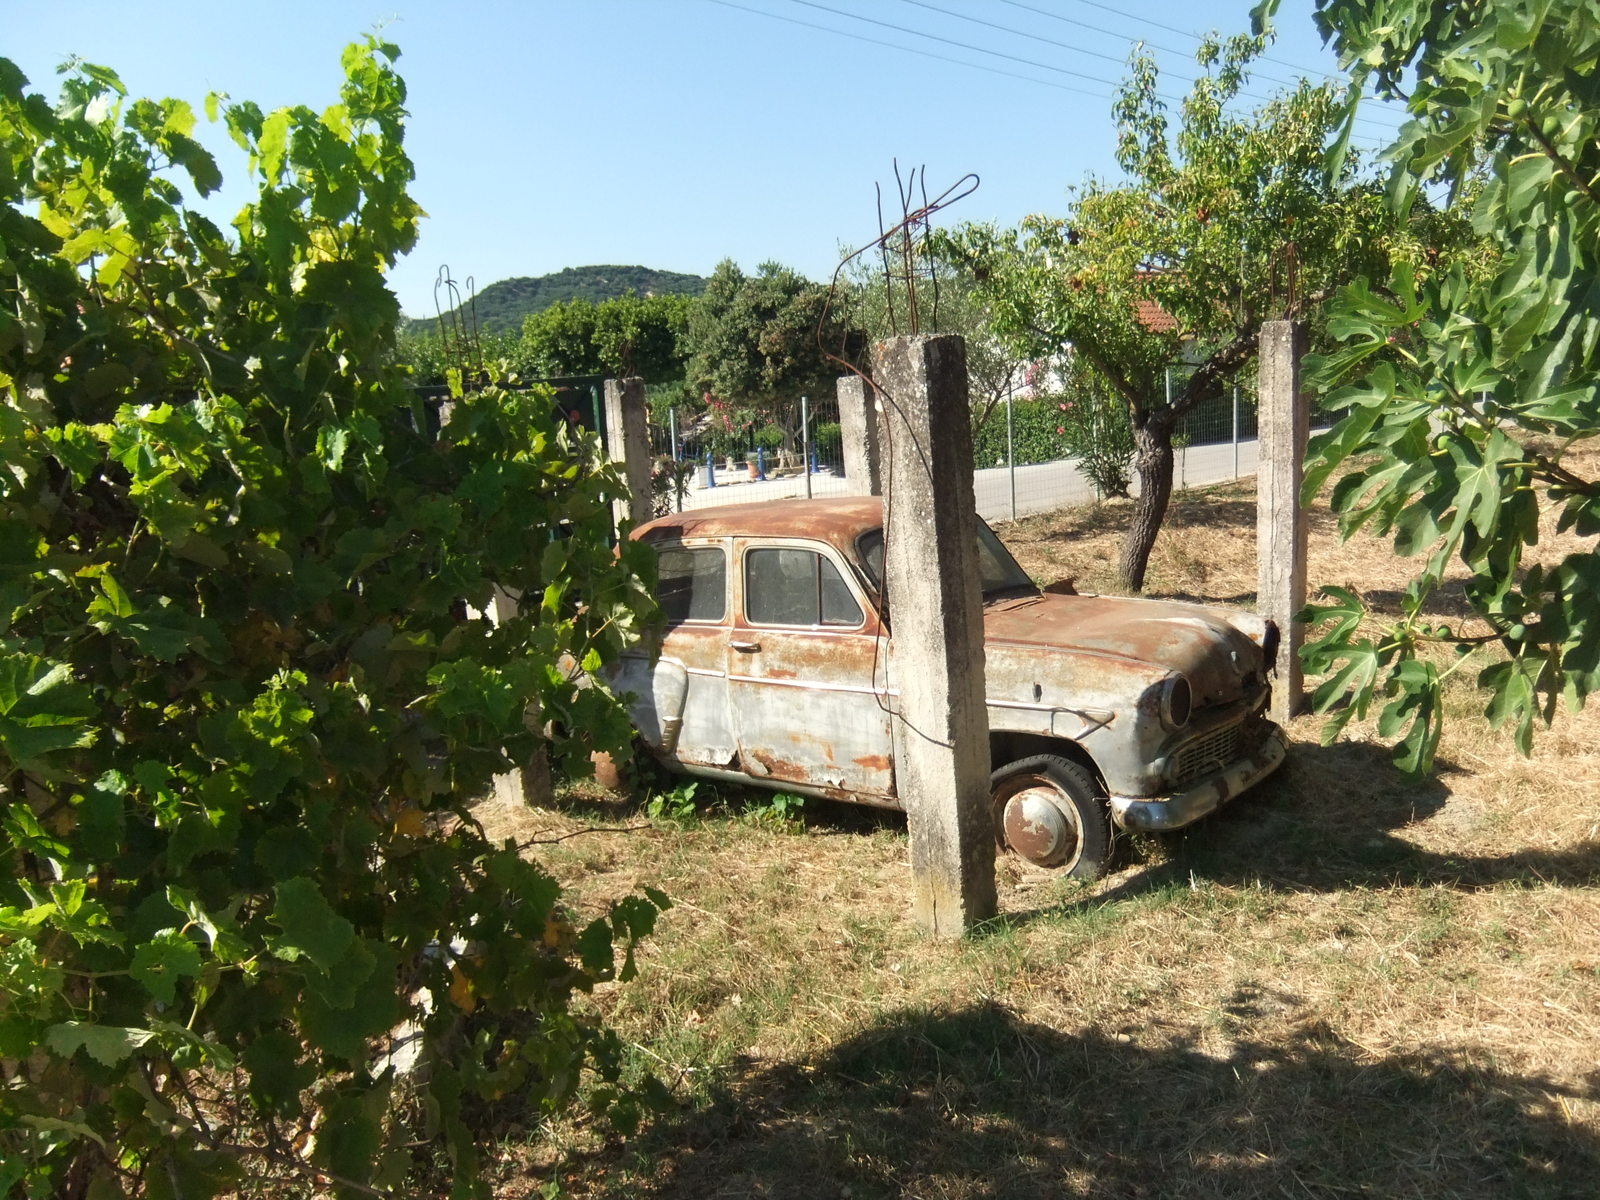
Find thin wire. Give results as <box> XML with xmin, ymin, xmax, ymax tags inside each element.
<box><xmin>996</xmin><ymin>0</ymin><xmax>1407</xmax><ymax>132</ymax></box>
<box><xmin>713</xmin><ymin>0</ymin><xmax>1392</xmax><ymax>154</ymax></box>
<box><xmin>1001</xmin><ymin>0</ymin><xmax>1280</xmax><ymax>80</ymax></box>
<box><xmin>788</xmin><ymin>0</ymin><xmax>1146</xmax><ymax>93</ymax></box>
<box><xmin>901</xmin><ymin>0</ymin><xmax>1286</xmax><ymax>110</ymax></box>
<box><xmin>1067</xmin><ymin>0</ymin><xmax>1337</xmax><ymax>79</ymax></box>
<box><xmin>901</xmin><ymin>0</ymin><xmax>1191</xmax><ymax>78</ymax></box>
<box><xmin>709</xmin><ymin>0</ymin><xmax>1114</xmax><ymax>99</ymax></box>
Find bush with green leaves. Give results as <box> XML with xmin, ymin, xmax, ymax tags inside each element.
<box><xmin>0</xmin><ymin>39</ymin><xmax>667</xmax><ymax>1198</ymax></box>
<box><xmin>970</xmin><ymin>372</ymin><xmax>1134</xmax><ymax>497</ymax></box>
<box><xmin>391</xmin><ymin>329</ymin><xmax>540</xmax><ymax>388</ymax></box>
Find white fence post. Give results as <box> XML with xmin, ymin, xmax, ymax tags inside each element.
<box><xmin>1005</xmin><ymin>392</ymin><xmax>1017</xmax><ymax>522</ymax></box>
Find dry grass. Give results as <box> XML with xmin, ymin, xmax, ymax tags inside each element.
<box><xmin>476</xmin><ymin>455</ymin><xmax>1600</xmax><ymax>1200</ymax></box>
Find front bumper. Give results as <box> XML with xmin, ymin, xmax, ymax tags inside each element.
<box><xmin>1108</xmin><ymin>723</ymin><xmax>1288</xmax><ymax>833</ymax></box>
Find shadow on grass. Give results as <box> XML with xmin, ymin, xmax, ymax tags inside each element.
<box><xmin>1071</xmin><ymin>739</ymin><xmax>1600</xmax><ymax>914</ymax></box>
<box><xmin>587</xmin><ymin>1001</ymin><xmax>1597</xmax><ymax>1199</ymax></box>
<box><xmin>1360</xmin><ymin>579</ymin><xmax>1481</xmax><ymax>621</ymax></box>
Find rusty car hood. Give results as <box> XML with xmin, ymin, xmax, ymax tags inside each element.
<box><xmin>982</xmin><ymin>592</ymin><xmax>1265</xmax><ymax>707</ymax></box>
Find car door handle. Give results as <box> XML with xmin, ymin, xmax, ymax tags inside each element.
<box><xmin>731</xmin><ymin>640</ymin><xmax>761</xmax><ymax>653</ymax></box>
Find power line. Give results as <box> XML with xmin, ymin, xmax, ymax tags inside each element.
<box><xmin>997</xmin><ymin>0</ymin><xmax>1407</xmax><ymax>131</ymax></box>
<box><xmin>997</xmin><ymin>0</ymin><xmax>1301</xmax><ymax>90</ymax></box>
<box><xmin>708</xmin><ymin>0</ymin><xmax>1112</xmax><ymax>100</ymax></box>
<box><xmin>899</xmin><ymin>0</ymin><xmax>1201</xmax><ymax>81</ymax></box>
<box><xmin>904</xmin><ymin>0</ymin><xmax>1404</xmax><ymax>130</ymax></box>
<box><xmin>1065</xmin><ymin>0</ymin><xmax>1353</xmax><ymax>86</ymax></box>
<box><xmin>883</xmin><ymin>0</ymin><xmax>1402</xmax><ymax>138</ymax></box>
<box><xmin>709</xmin><ymin>0</ymin><xmax>1393</xmax><ymax>155</ymax></box>
<box><xmin>788</xmin><ymin>0</ymin><xmax>1137</xmax><ymax>93</ymax></box>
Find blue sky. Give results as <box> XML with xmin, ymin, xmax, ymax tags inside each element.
<box><xmin>9</xmin><ymin>1</ymin><xmax>1402</xmax><ymax>320</ymax></box>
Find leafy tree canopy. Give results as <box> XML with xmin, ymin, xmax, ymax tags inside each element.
<box><xmin>1255</xmin><ymin>0</ymin><xmax>1600</xmax><ymax>771</ymax></box>
<box><xmin>520</xmin><ymin>290</ymin><xmax>693</xmax><ymax>384</ymax></box>
<box><xmin>942</xmin><ymin>34</ymin><xmax>1465</xmax><ymax>590</ymax></box>
<box><xmin>682</xmin><ymin>259</ymin><xmax>860</xmax><ymax>426</ymax></box>
<box><xmin>0</xmin><ymin>38</ymin><xmax>664</xmax><ymax>1197</ymax></box>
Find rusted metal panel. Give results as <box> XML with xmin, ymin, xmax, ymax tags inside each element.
<box><xmin>725</xmin><ymin>535</ymin><xmax>896</xmax><ymax>800</ymax></box>
<box><xmin>636</xmin><ymin>498</ymin><xmax>884</xmax><ymax>558</ymax></box>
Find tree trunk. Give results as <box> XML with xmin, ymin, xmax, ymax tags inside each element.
<box><xmin>1119</xmin><ymin>416</ymin><xmax>1176</xmax><ymax>592</ymax></box>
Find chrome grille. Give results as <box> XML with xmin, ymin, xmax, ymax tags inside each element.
<box><xmin>1170</xmin><ymin>720</ymin><xmax>1243</xmax><ymax>788</ymax></box>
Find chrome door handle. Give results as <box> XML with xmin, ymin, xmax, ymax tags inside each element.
<box><xmin>730</xmin><ymin>640</ymin><xmax>761</xmax><ymax>653</ymax></box>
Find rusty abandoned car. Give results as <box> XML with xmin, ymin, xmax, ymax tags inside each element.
<box><xmin>610</xmin><ymin>497</ymin><xmax>1287</xmax><ymax>880</ymax></box>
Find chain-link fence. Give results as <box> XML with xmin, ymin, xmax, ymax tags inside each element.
<box><xmin>648</xmin><ymin>393</ymin><xmax>853</xmax><ymax>515</ymax></box>
<box><xmin>646</xmin><ymin>370</ymin><xmax>1334</xmax><ymax>523</ymax></box>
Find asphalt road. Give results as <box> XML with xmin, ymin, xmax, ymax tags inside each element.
<box><xmin>673</xmin><ymin>437</ymin><xmax>1263</xmax><ymax>525</ymax></box>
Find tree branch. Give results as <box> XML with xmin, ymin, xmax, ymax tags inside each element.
<box><xmin>514</xmin><ymin>824</ymin><xmax>651</xmax><ymax>852</ymax></box>
<box><xmin>1168</xmin><ymin>322</ymin><xmax>1262</xmax><ymax>422</ymax></box>
<box><xmin>1520</xmin><ymin>117</ymin><xmax>1600</xmax><ymax>211</ymax></box>
<box><xmin>1049</xmin><ymin>332</ymin><xmax>1147</xmax><ymax>420</ymax></box>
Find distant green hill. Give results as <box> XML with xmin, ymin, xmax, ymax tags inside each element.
<box><xmin>404</xmin><ymin>265</ymin><xmax>708</xmax><ymax>336</ymax></box>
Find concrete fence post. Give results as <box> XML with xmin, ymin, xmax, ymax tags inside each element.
<box><xmin>476</xmin><ymin>586</ymin><xmax>552</xmax><ymax>808</ymax></box>
<box><xmin>1231</xmin><ymin>385</ymin><xmax>1240</xmax><ymax>480</ymax></box>
<box><xmin>1006</xmin><ymin>392</ymin><xmax>1017</xmax><ymax>521</ymax></box>
<box><xmin>1257</xmin><ymin>321</ymin><xmax>1309</xmax><ymax>724</ymax></box>
<box><xmin>603</xmin><ymin>377</ymin><xmax>651</xmax><ymax>530</ymax></box>
<box><xmin>836</xmin><ymin>373</ymin><xmax>883</xmax><ymax>495</ymax></box>
<box><xmin>873</xmin><ymin>334</ymin><xmax>997</xmax><ymax>937</ymax></box>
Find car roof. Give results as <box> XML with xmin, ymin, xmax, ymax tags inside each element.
<box><xmin>634</xmin><ymin>497</ymin><xmax>885</xmax><ymax>553</ymax></box>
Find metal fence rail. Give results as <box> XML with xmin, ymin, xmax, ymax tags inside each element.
<box><xmin>649</xmin><ymin>379</ymin><xmax>1331</xmax><ymax>523</ymax></box>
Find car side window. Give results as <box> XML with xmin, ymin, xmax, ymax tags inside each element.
<box><xmin>746</xmin><ymin>547</ymin><xmax>864</xmax><ymax>628</ymax></box>
<box><xmin>656</xmin><ymin>545</ymin><xmax>727</xmax><ymax>624</ymax></box>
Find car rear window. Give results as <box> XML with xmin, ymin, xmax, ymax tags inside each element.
<box><xmin>656</xmin><ymin>546</ymin><xmax>726</xmax><ymax>624</ymax></box>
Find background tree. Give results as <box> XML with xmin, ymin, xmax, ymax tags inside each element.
<box><xmin>0</xmin><ymin>41</ymin><xmax>665</xmax><ymax>1197</ymax></box>
<box><xmin>518</xmin><ymin>291</ymin><xmax>691</xmax><ymax>384</ymax></box>
<box><xmin>681</xmin><ymin>259</ymin><xmax>860</xmax><ymax>449</ymax></box>
<box><xmin>519</xmin><ymin>297</ymin><xmax>608</xmax><ymax>376</ymax></box>
<box><xmin>1254</xmin><ymin>0</ymin><xmax>1600</xmax><ymax>770</ymax></box>
<box><xmin>943</xmin><ymin>36</ymin><xmax>1442</xmax><ymax>591</ymax></box>
<box><xmin>844</xmin><ymin>250</ymin><xmax>1024</xmax><ymax>438</ymax></box>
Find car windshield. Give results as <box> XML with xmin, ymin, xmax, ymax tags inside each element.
<box><xmin>855</xmin><ymin>520</ymin><xmax>1038</xmax><ymax>601</ymax></box>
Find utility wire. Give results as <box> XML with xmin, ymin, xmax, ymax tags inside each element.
<box><xmin>904</xmin><ymin>0</ymin><xmax>1305</xmax><ymax>113</ymax></box>
<box><xmin>999</xmin><ymin>0</ymin><xmax>1309</xmax><ymax>91</ymax></box>
<box><xmin>996</xmin><ymin>0</ymin><xmax>1407</xmax><ymax>131</ymax></box>
<box><xmin>788</xmin><ymin>0</ymin><xmax>1142</xmax><ymax>94</ymax></box>
<box><xmin>709</xmin><ymin>0</ymin><xmax>1111</xmax><ymax>99</ymax></box>
<box><xmin>1065</xmin><ymin>0</ymin><xmax>1364</xmax><ymax>88</ymax></box>
<box><xmin>712</xmin><ymin>0</ymin><xmax>1391</xmax><ymax>154</ymax></box>
<box><xmin>827</xmin><ymin>0</ymin><xmax>1395</xmax><ymax>143</ymax></box>
<box><xmin>900</xmin><ymin>0</ymin><xmax>1207</xmax><ymax>82</ymax></box>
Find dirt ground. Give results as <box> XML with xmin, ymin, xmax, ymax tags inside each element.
<box><xmin>476</xmin><ymin>457</ymin><xmax>1600</xmax><ymax>1200</ymax></box>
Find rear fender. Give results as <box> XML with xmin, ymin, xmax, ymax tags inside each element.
<box><xmin>610</xmin><ymin>653</ymin><xmax>689</xmax><ymax>755</ymax></box>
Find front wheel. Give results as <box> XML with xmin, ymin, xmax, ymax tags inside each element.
<box><xmin>990</xmin><ymin>754</ymin><xmax>1112</xmax><ymax>881</ymax></box>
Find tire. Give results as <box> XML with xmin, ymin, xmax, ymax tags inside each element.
<box><xmin>990</xmin><ymin>754</ymin><xmax>1112</xmax><ymax>881</ymax></box>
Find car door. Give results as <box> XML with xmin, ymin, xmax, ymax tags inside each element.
<box><xmin>616</xmin><ymin>539</ymin><xmax>739</xmax><ymax>769</ymax></box>
<box><xmin>726</xmin><ymin>538</ymin><xmax>896</xmax><ymax>801</ymax></box>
